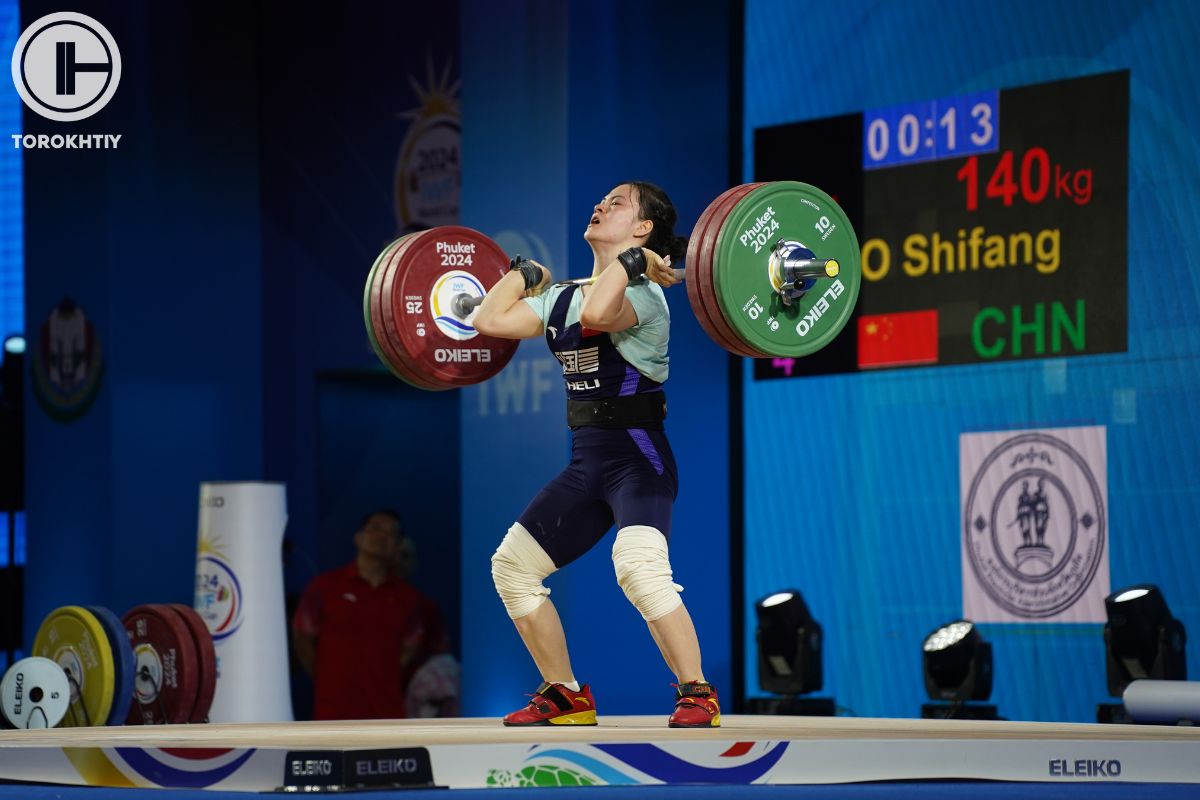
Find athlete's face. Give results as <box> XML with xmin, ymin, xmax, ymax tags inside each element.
<box><xmin>584</xmin><ymin>184</ymin><xmax>652</xmax><ymax>246</ymax></box>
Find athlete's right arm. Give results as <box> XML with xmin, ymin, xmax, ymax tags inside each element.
<box><xmin>474</xmin><ymin>266</ymin><xmax>548</xmax><ymax>339</ymax></box>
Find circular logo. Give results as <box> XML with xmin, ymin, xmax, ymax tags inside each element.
<box><xmin>194</xmin><ymin>555</ymin><xmax>244</xmax><ymax>640</ymax></box>
<box><xmin>11</xmin><ymin>12</ymin><xmax>121</xmax><ymax>122</ymax></box>
<box><xmin>132</xmin><ymin>643</ymin><xmax>164</xmax><ymax>704</ymax></box>
<box><xmin>53</xmin><ymin>647</ymin><xmax>84</xmax><ymax>703</ymax></box>
<box><xmin>964</xmin><ymin>432</ymin><xmax>1106</xmax><ymax>617</ymax></box>
<box><xmin>430</xmin><ymin>270</ymin><xmax>483</xmax><ymax>340</ymax></box>
<box><xmin>395</xmin><ymin>113</ymin><xmax>460</xmax><ymax>231</ymax></box>
<box><xmin>30</xmin><ymin>298</ymin><xmax>105</xmax><ymax>422</ymax></box>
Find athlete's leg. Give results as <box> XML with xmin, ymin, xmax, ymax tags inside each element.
<box><xmin>604</xmin><ymin>427</ymin><xmax>706</xmax><ymax>682</ymax></box>
<box><xmin>606</xmin><ymin>428</ymin><xmax>719</xmax><ymax>725</ymax></box>
<box><xmin>646</xmin><ymin>604</ymin><xmax>704</xmax><ymax>683</ymax></box>
<box><xmin>493</xmin><ymin>459</ymin><xmax>614</xmax><ymax>726</ymax></box>
<box><xmin>493</xmin><ymin>462</ymin><xmax>613</xmax><ymax>685</ymax></box>
<box><xmin>512</xmin><ymin>594</ymin><xmax>574</xmax><ymax>683</ymax></box>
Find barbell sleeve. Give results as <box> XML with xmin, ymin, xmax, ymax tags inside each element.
<box><xmin>450</xmin><ymin>293</ymin><xmax>485</xmax><ymax>318</ymax></box>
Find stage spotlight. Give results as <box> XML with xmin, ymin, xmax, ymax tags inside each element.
<box><xmin>1103</xmin><ymin>584</ymin><xmax>1186</xmax><ymax>697</ymax></box>
<box><xmin>2</xmin><ymin>336</ymin><xmax>23</xmax><ymax>356</ymax></box>
<box><xmin>755</xmin><ymin>590</ymin><xmax>823</xmax><ymax>695</ymax></box>
<box><xmin>922</xmin><ymin>619</ymin><xmax>993</xmax><ymax>703</ymax></box>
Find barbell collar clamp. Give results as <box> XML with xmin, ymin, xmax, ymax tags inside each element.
<box><xmin>770</xmin><ymin>240</ymin><xmax>840</xmax><ymax>281</ymax></box>
<box><xmin>769</xmin><ymin>239</ymin><xmax>841</xmax><ymax>306</ymax></box>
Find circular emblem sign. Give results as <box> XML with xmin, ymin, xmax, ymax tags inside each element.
<box><xmin>964</xmin><ymin>432</ymin><xmax>1106</xmax><ymax>618</ymax></box>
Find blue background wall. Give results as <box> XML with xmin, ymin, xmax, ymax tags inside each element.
<box><xmin>740</xmin><ymin>0</ymin><xmax>1200</xmax><ymax>722</ymax></box>
<box><xmin>8</xmin><ymin>0</ymin><xmax>1197</xmax><ymax>725</ymax></box>
<box><xmin>16</xmin><ymin>0</ymin><xmax>464</xmax><ymax>707</ymax></box>
<box><xmin>253</xmin><ymin>3</ymin><xmax>464</xmax><ymax>710</ymax></box>
<box><xmin>21</xmin><ymin>0</ymin><xmax>265</xmax><ymax>631</ymax></box>
<box><xmin>0</xmin><ymin>0</ymin><xmax>20</xmax><ymax>342</ymax></box>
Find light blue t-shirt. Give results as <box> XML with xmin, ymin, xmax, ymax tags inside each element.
<box><xmin>523</xmin><ymin>281</ymin><xmax>670</xmax><ymax>384</ymax></box>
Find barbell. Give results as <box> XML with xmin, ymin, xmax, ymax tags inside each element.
<box><xmin>363</xmin><ymin>181</ymin><xmax>861</xmax><ymax>390</ymax></box>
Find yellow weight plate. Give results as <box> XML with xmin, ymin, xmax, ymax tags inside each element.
<box><xmin>32</xmin><ymin>605</ymin><xmax>116</xmax><ymax>727</ymax></box>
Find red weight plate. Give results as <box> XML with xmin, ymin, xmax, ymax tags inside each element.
<box><xmin>372</xmin><ymin>233</ymin><xmax>451</xmax><ymax>389</ymax></box>
<box><xmin>365</xmin><ymin>234</ymin><xmax>436</xmax><ymax>389</ymax></box>
<box><xmin>699</xmin><ymin>183</ymin><xmax>767</xmax><ymax>357</ymax></box>
<box><xmin>384</xmin><ymin>226</ymin><xmax>518</xmax><ymax>387</ymax></box>
<box><xmin>375</xmin><ymin>230</ymin><xmax>459</xmax><ymax>389</ymax></box>
<box><xmin>686</xmin><ymin>186</ymin><xmax>758</xmax><ymax>356</ymax></box>
<box><xmin>122</xmin><ymin>604</ymin><xmax>199</xmax><ymax>725</ymax></box>
<box><xmin>380</xmin><ymin>227</ymin><xmax>516</xmax><ymax>388</ymax></box>
<box><xmin>369</xmin><ymin>233</ymin><xmax>447</xmax><ymax>390</ymax></box>
<box><xmin>167</xmin><ymin>604</ymin><xmax>217</xmax><ymax>724</ymax></box>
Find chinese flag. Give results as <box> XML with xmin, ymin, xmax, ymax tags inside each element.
<box><xmin>857</xmin><ymin>310</ymin><xmax>939</xmax><ymax>369</ymax></box>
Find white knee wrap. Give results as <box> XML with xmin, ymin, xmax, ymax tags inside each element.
<box><xmin>612</xmin><ymin>525</ymin><xmax>683</xmax><ymax>622</ymax></box>
<box><xmin>491</xmin><ymin>523</ymin><xmax>557</xmax><ymax>619</ymax></box>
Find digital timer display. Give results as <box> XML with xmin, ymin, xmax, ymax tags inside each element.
<box><xmin>863</xmin><ymin>90</ymin><xmax>999</xmax><ymax>169</ymax></box>
<box><xmin>753</xmin><ymin>71</ymin><xmax>1128</xmax><ymax>380</ymax></box>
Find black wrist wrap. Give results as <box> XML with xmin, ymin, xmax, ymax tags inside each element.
<box><xmin>616</xmin><ymin>247</ymin><xmax>647</xmax><ymax>282</ymax></box>
<box><xmin>509</xmin><ymin>255</ymin><xmax>541</xmax><ymax>290</ymax></box>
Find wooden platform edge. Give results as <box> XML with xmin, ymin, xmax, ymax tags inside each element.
<box><xmin>0</xmin><ymin>716</ymin><xmax>1197</xmax><ymax>791</ymax></box>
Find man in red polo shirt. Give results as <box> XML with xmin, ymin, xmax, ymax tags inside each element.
<box><xmin>292</xmin><ymin>510</ymin><xmax>448</xmax><ymax>719</ymax></box>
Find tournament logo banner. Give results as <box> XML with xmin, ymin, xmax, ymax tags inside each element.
<box><xmin>30</xmin><ymin>298</ymin><xmax>104</xmax><ymax>422</ymax></box>
<box><xmin>960</xmin><ymin>425</ymin><xmax>1109</xmax><ymax>622</ymax></box>
<box><xmin>394</xmin><ymin>56</ymin><xmax>459</xmax><ymax>233</ymax></box>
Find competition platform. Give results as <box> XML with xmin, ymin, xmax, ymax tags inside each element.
<box><xmin>0</xmin><ymin>714</ymin><xmax>1198</xmax><ymax>793</ymax></box>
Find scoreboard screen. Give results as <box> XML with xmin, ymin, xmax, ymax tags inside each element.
<box><xmin>753</xmin><ymin>71</ymin><xmax>1128</xmax><ymax>379</ymax></box>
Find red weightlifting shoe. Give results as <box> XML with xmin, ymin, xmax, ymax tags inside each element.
<box><xmin>669</xmin><ymin>681</ymin><xmax>721</xmax><ymax>728</ymax></box>
<box><xmin>503</xmin><ymin>681</ymin><xmax>598</xmax><ymax>726</ymax></box>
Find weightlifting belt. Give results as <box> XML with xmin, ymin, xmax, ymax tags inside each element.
<box><xmin>567</xmin><ymin>392</ymin><xmax>666</xmax><ymax>430</ymax></box>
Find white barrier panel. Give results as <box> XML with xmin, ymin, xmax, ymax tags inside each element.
<box><xmin>1124</xmin><ymin>679</ymin><xmax>1200</xmax><ymax>724</ymax></box>
<box><xmin>194</xmin><ymin>482</ymin><xmax>292</xmax><ymax>722</ymax></box>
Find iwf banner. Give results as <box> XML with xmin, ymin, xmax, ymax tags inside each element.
<box><xmin>960</xmin><ymin>426</ymin><xmax>1110</xmax><ymax>622</ymax></box>
<box><xmin>194</xmin><ymin>482</ymin><xmax>293</xmax><ymax>721</ymax></box>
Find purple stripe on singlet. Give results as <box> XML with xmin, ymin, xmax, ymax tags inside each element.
<box><xmin>619</xmin><ymin>365</ymin><xmax>640</xmax><ymax>396</ymax></box>
<box><xmin>628</xmin><ymin>428</ymin><xmax>664</xmax><ymax>475</ymax></box>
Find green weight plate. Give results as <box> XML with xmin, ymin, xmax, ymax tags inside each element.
<box><xmin>697</xmin><ymin>183</ymin><xmax>768</xmax><ymax>357</ymax></box>
<box><xmin>686</xmin><ymin>185</ymin><xmax>762</xmax><ymax>357</ymax></box>
<box><xmin>32</xmin><ymin>606</ymin><xmax>116</xmax><ymax>728</ymax></box>
<box><xmin>713</xmin><ymin>181</ymin><xmax>860</xmax><ymax>357</ymax></box>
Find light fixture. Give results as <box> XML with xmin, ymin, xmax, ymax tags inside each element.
<box><xmin>754</xmin><ymin>589</ymin><xmax>823</xmax><ymax>695</ymax></box>
<box><xmin>1103</xmin><ymin>584</ymin><xmax>1186</xmax><ymax>697</ymax></box>
<box><xmin>922</xmin><ymin>619</ymin><xmax>993</xmax><ymax>704</ymax></box>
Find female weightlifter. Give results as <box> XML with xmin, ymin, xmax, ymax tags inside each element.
<box><xmin>472</xmin><ymin>182</ymin><xmax>720</xmax><ymax>728</ymax></box>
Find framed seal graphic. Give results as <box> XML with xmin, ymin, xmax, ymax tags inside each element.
<box><xmin>961</xmin><ymin>427</ymin><xmax>1109</xmax><ymax>621</ymax></box>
